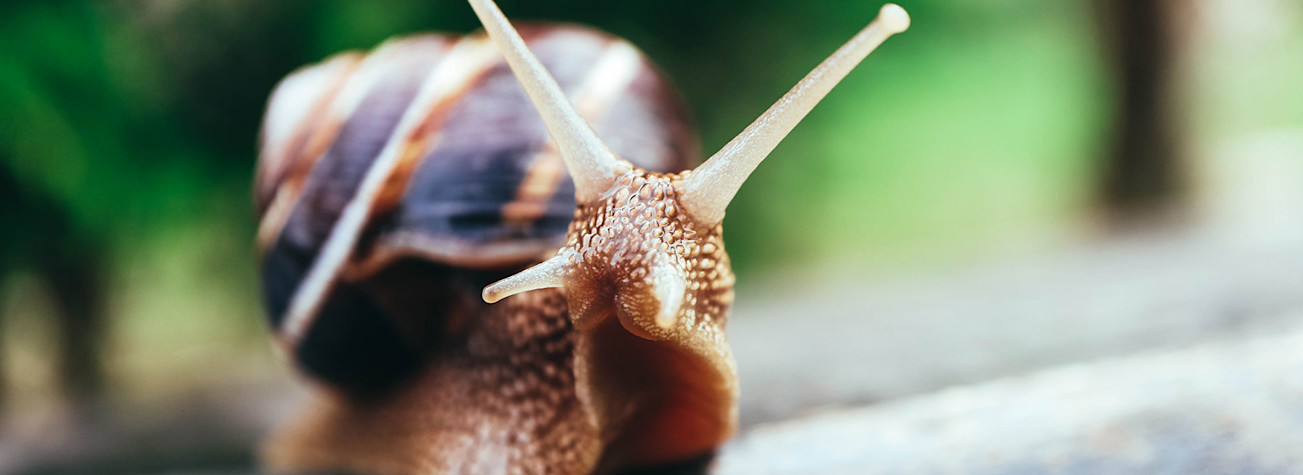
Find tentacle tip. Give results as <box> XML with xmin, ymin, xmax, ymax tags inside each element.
<box><xmin>879</xmin><ymin>4</ymin><xmax>911</xmax><ymax>34</ymax></box>
<box><xmin>480</xmin><ymin>252</ymin><xmax>573</xmax><ymax>304</ymax></box>
<box><xmin>482</xmin><ymin>285</ymin><xmax>505</xmax><ymax>304</ymax></box>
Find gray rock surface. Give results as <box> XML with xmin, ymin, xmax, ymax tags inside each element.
<box><xmin>729</xmin><ymin>227</ymin><xmax>1303</xmax><ymax>426</ymax></box>
<box><xmin>717</xmin><ymin>313</ymin><xmax>1303</xmax><ymax>474</ymax></box>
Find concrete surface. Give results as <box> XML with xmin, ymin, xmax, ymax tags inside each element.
<box><xmin>716</xmin><ymin>310</ymin><xmax>1303</xmax><ymax>474</ymax></box>
<box><xmin>729</xmin><ymin>226</ymin><xmax>1303</xmax><ymax>426</ymax></box>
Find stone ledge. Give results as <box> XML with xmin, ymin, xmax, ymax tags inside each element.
<box><xmin>717</xmin><ymin>313</ymin><xmax>1303</xmax><ymax>474</ymax></box>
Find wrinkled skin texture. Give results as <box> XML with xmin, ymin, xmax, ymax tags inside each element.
<box><xmin>265</xmin><ymin>289</ymin><xmax>604</xmax><ymax>474</ymax></box>
<box><xmin>560</xmin><ymin>169</ymin><xmax>738</xmax><ymax>470</ymax></box>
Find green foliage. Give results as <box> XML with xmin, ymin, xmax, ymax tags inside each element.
<box><xmin>0</xmin><ymin>0</ymin><xmax>1126</xmax><ymax>396</ymax></box>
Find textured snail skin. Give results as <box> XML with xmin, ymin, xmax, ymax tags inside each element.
<box><xmin>265</xmin><ymin>286</ymin><xmax>609</xmax><ymax>471</ymax></box>
<box><xmin>560</xmin><ymin>169</ymin><xmax>738</xmax><ymax>469</ymax></box>
<box><xmin>265</xmin><ymin>289</ymin><xmax>604</xmax><ymax>474</ymax></box>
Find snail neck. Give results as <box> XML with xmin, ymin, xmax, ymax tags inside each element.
<box><xmin>264</xmin><ymin>288</ymin><xmax>603</xmax><ymax>473</ymax></box>
<box><xmin>575</xmin><ymin>310</ymin><xmax>738</xmax><ymax>471</ymax></box>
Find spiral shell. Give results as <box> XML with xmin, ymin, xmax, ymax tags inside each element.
<box><xmin>255</xmin><ymin>25</ymin><xmax>697</xmax><ymax>389</ymax></box>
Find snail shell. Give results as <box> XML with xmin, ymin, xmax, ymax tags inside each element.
<box><xmin>255</xmin><ymin>25</ymin><xmax>697</xmax><ymax>391</ymax></box>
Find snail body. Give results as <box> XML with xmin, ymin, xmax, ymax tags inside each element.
<box><xmin>254</xmin><ymin>1</ymin><xmax>908</xmax><ymax>473</ymax></box>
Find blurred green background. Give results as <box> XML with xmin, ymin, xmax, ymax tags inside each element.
<box><xmin>1</xmin><ymin>0</ymin><xmax>1301</xmax><ymax>472</ymax></box>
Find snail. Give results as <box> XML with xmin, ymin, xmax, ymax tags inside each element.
<box><xmin>253</xmin><ymin>0</ymin><xmax>909</xmax><ymax>473</ymax></box>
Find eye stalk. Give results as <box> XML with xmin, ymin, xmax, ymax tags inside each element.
<box><xmin>467</xmin><ymin>0</ymin><xmax>630</xmax><ymax>203</ymax></box>
<box><xmin>472</xmin><ymin>0</ymin><xmax>908</xmax><ymax>329</ymax></box>
<box><xmin>679</xmin><ymin>3</ymin><xmax>910</xmax><ymax>224</ymax></box>
<box><xmin>481</xmin><ymin>248</ymin><xmax>576</xmax><ymax>304</ymax></box>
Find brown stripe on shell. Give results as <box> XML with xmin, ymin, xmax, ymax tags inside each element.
<box><xmin>367</xmin><ymin>33</ymin><xmax>500</xmax><ymax>227</ymax></box>
<box><xmin>341</xmin><ymin>31</ymin><xmax>515</xmax><ymax>279</ymax></box>
<box><xmin>256</xmin><ymin>53</ymin><xmax>361</xmax><ymax>213</ymax></box>
<box><xmin>354</xmin><ymin>26</ymin><xmax>698</xmax><ymax>274</ymax></box>
<box><xmin>256</xmin><ymin>36</ymin><xmax>455</xmax><ymax>254</ymax></box>
<box><xmin>259</xmin><ymin>35</ymin><xmax>456</xmax><ymax>331</ymax></box>
<box><xmin>348</xmin><ymin>26</ymin><xmax>617</xmax><ymax>272</ymax></box>
<box><xmin>255</xmin><ymin>54</ymin><xmax>362</xmax><ymax>253</ymax></box>
<box><xmin>502</xmin><ymin>39</ymin><xmax>645</xmax><ymax>226</ymax></box>
<box><xmin>278</xmin><ymin>35</ymin><xmax>502</xmax><ymax>344</ymax></box>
